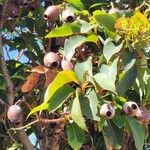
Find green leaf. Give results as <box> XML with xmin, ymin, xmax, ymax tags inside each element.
<box><xmin>44</xmin><ymin>70</ymin><xmax>79</xmax><ymax>103</ymax></box>
<box><xmin>93</xmin><ymin>10</ymin><xmax>117</xmax><ymax>38</ymax></box>
<box><xmin>80</xmin><ymin>89</ymin><xmax>100</xmax><ymax>121</ymax></box>
<box><xmin>80</xmin><ymin>20</ymin><xmax>95</xmax><ymax>33</ymax></box>
<box><xmin>116</xmin><ymin>66</ymin><xmax>137</xmax><ymax>95</ymax></box>
<box><xmin>75</xmin><ymin>56</ymin><xmax>93</xmax><ymax>83</ymax></box>
<box><xmin>65</xmin><ymin>0</ymin><xmax>85</xmax><ymax>10</ymax></box>
<box><xmin>28</xmin><ymin>103</ymin><xmax>49</xmax><ymax>118</ymax></box>
<box><xmin>103</xmin><ymin>121</ymin><xmax>123</xmax><ymax>149</ymax></box>
<box><xmin>103</xmin><ymin>41</ymin><xmax>123</xmax><ymax>63</ymax></box>
<box><xmin>66</xmin><ymin>122</ymin><xmax>85</xmax><ymax>150</ymax></box>
<box><xmin>127</xmin><ymin>117</ymin><xmax>145</xmax><ymax>150</ymax></box>
<box><xmin>94</xmin><ymin>58</ymin><xmax>118</xmax><ymax>93</ymax></box>
<box><xmin>71</xmin><ymin>89</ymin><xmax>88</xmax><ymax>132</ymax></box>
<box><xmin>86</xmin><ymin>33</ymin><xmax>99</xmax><ymax>45</ymax></box>
<box><xmin>64</xmin><ymin>35</ymin><xmax>86</xmax><ymax>61</ymax></box>
<box><xmin>48</xmin><ymin>86</ymin><xmax>74</xmax><ymax>112</ymax></box>
<box><xmin>28</xmin><ymin>71</ymin><xmax>79</xmax><ymax>117</ymax></box>
<box><xmin>46</xmin><ymin>22</ymin><xmax>81</xmax><ymax>38</ymax></box>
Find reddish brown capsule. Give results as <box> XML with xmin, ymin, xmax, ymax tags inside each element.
<box><xmin>7</xmin><ymin>105</ymin><xmax>23</xmax><ymax>125</ymax></box>
<box><xmin>62</xmin><ymin>9</ymin><xmax>76</xmax><ymax>23</ymax></box>
<box><xmin>43</xmin><ymin>52</ymin><xmax>61</xmax><ymax>68</ymax></box>
<box><xmin>61</xmin><ymin>58</ymin><xmax>74</xmax><ymax>70</ymax></box>
<box><xmin>100</xmin><ymin>103</ymin><xmax>115</xmax><ymax>119</ymax></box>
<box><xmin>43</xmin><ymin>5</ymin><xmax>59</xmax><ymax>21</ymax></box>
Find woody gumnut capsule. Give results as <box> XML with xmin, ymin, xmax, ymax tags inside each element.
<box><xmin>7</xmin><ymin>105</ymin><xmax>23</xmax><ymax>125</ymax></box>
<box><xmin>43</xmin><ymin>5</ymin><xmax>59</xmax><ymax>21</ymax></box>
<box><xmin>122</xmin><ymin>101</ymin><xmax>140</xmax><ymax>116</ymax></box>
<box><xmin>62</xmin><ymin>9</ymin><xmax>76</xmax><ymax>23</ymax></box>
<box><xmin>43</xmin><ymin>52</ymin><xmax>61</xmax><ymax>68</ymax></box>
<box><xmin>61</xmin><ymin>58</ymin><xmax>74</xmax><ymax>70</ymax></box>
<box><xmin>100</xmin><ymin>103</ymin><xmax>115</xmax><ymax>119</ymax></box>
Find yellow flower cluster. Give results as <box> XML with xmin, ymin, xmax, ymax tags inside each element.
<box><xmin>115</xmin><ymin>12</ymin><xmax>150</xmax><ymax>43</ymax></box>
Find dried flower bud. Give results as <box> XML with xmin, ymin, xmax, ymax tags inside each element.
<box><xmin>100</xmin><ymin>103</ymin><xmax>115</xmax><ymax>119</ymax></box>
<box><xmin>43</xmin><ymin>5</ymin><xmax>59</xmax><ymax>21</ymax></box>
<box><xmin>62</xmin><ymin>9</ymin><xmax>76</xmax><ymax>23</ymax></box>
<box><xmin>61</xmin><ymin>58</ymin><xmax>74</xmax><ymax>70</ymax></box>
<box><xmin>43</xmin><ymin>52</ymin><xmax>61</xmax><ymax>68</ymax></box>
<box><xmin>7</xmin><ymin>105</ymin><xmax>23</xmax><ymax>125</ymax></box>
<box><xmin>123</xmin><ymin>101</ymin><xmax>140</xmax><ymax>116</ymax></box>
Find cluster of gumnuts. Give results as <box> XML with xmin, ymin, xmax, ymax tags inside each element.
<box><xmin>100</xmin><ymin>101</ymin><xmax>150</xmax><ymax>124</ymax></box>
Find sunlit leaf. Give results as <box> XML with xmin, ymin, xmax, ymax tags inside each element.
<box><xmin>75</xmin><ymin>56</ymin><xmax>93</xmax><ymax>83</ymax></box>
<box><xmin>71</xmin><ymin>89</ymin><xmax>88</xmax><ymax>131</ymax></box>
<box><xmin>48</xmin><ymin>86</ymin><xmax>74</xmax><ymax>112</ymax></box>
<box><xmin>46</xmin><ymin>22</ymin><xmax>81</xmax><ymax>38</ymax></box>
<box><xmin>44</xmin><ymin>70</ymin><xmax>79</xmax><ymax>103</ymax></box>
<box><xmin>103</xmin><ymin>41</ymin><xmax>123</xmax><ymax>63</ymax></box>
<box><xmin>64</xmin><ymin>35</ymin><xmax>86</xmax><ymax>61</ymax></box>
<box><xmin>94</xmin><ymin>58</ymin><xmax>118</xmax><ymax>93</ymax></box>
<box><xmin>66</xmin><ymin>122</ymin><xmax>85</xmax><ymax>150</ymax></box>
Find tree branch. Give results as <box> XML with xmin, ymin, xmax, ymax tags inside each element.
<box><xmin>0</xmin><ymin>0</ymin><xmax>14</xmax><ymax>106</ymax></box>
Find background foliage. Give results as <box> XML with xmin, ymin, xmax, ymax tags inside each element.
<box><xmin>1</xmin><ymin>0</ymin><xmax>150</xmax><ymax>150</ymax></box>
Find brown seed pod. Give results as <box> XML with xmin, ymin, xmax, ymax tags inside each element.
<box><xmin>100</xmin><ymin>103</ymin><xmax>115</xmax><ymax>119</ymax></box>
<box><xmin>43</xmin><ymin>5</ymin><xmax>59</xmax><ymax>21</ymax></box>
<box><xmin>61</xmin><ymin>58</ymin><xmax>74</xmax><ymax>70</ymax></box>
<box><xmin>122</xmin><ymin>101</ymin><xmax>140</xmax><ymax>116</ymax></box>
<box><xmin>7</xmin><ymin>105</ymin><xmax>23</xmax><ymax>125</ymax></box>
<box><xmin>5</xmin><ymin>1</ymin><xmax>21</xmax><ymax>19</ymax></box>
<box><xmin>43</xmin><ymin>52</ymin><xmax>61</xmax><ymax>68</ymax></box>
<box><xmin>62</xmin><ymin>9</ymin><xmax>76</xmax><ymax>23</ymax></box>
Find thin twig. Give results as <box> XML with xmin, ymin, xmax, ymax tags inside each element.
<box><xmin>11</xmin><ymin>115</ymin><xmax>71</xmax><ymax>131</ymax></box>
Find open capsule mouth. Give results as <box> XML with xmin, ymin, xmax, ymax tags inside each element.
<box><xmin>131</xmin><ymin>104</ymin><xmax>137</xmax><ymax>110</ymax></box>
<box><xmin>43</xmin><ymin>14</ymin><xmax>48</xmax><ymax>19</ymax></box>
<box><xmin>106</xmin><ymin>111</ymin><xmax>112</xmax><ymax>117</ymax></box>
<box><xmin>66</xmin><ymin>16</ymin><xmax>74</xmax><ymax>22</ymax></box>
<box><xmin>50</xmin><ymin>61</ymin><xmax>59</xmax><ymax>68</ymax></box>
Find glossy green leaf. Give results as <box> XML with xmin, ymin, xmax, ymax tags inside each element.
<box><xmin>93</xmin><ymin>10</ymin><xmax>117</xmax><ymax>38</ymax></box>
<box><xmin>80</xmin><ymin>20</ymin><xmax>94</xmax><ymax>33</ymax></box>
<box><xmin>28</xmin><ymin>103</ymin><xmax>49</xmax><ymax>117</ymax></box>
<box><xmin>66</xmin><ymin>122</ymin><xmax>85</xmax><ymax>150</ymax></box>
<box><xmin>71</xmin><ymin>89</ymin><xmax>88</xmax><ymax>132</ymax></box>
<box><xmin>46</xmin><ymin>22</ymin><xmax>81</xmax><ymax>38</ymax></box>
<box><xmin>80</xmin><ymin>89</ymin><xmax>100</xmax><ymax>121</ymax></box>
<box><xmin>48</xmin><ymin>86</ymin><xmax>74</xmax><ymax>112</ymax></box>
<box><xmin>64</xmin><ymin>35</ymin><xmax>86</xmax><ymax>61</ymax></box>
<box><xmin>94</xmin><ymin>58</ymin><xmax>118</xmax><ymax>93</ymax></box>
<box><xmin>116</xmin><ymin>66</ymin><xmax>137</xmax><ymax>95</ymax></box>
<box><xmin>127</xmin><ymin>117</ymin><xmax>145</xmax><ymax>150</ymax></box>
<box><xmin>86</xmin><ymin>33</ymin><xmax>99</xmax><ymax>45</ymax></box>
<box><xmin>44</xmin><ymin>70</ymin><xmax>79</xmax><ymax>103</ymax></box>
<box><xmin>103</xmin><ymin>41</ymin><xmax>123</xmax><ymax>63</ymax></box>
<box><xmin>75</xmin><ymin>56</ymin><xmax>93</xmax><ymax>83</ymax></box>
<box><xmin>65</xmin><ymin>0</ymin><xmax>85</xmax><ymax>10</ymax></box>
<box><xmin>103</xmin><ymin>121</ymin><xmax>123</xmax><ymax>149</ymax></box>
